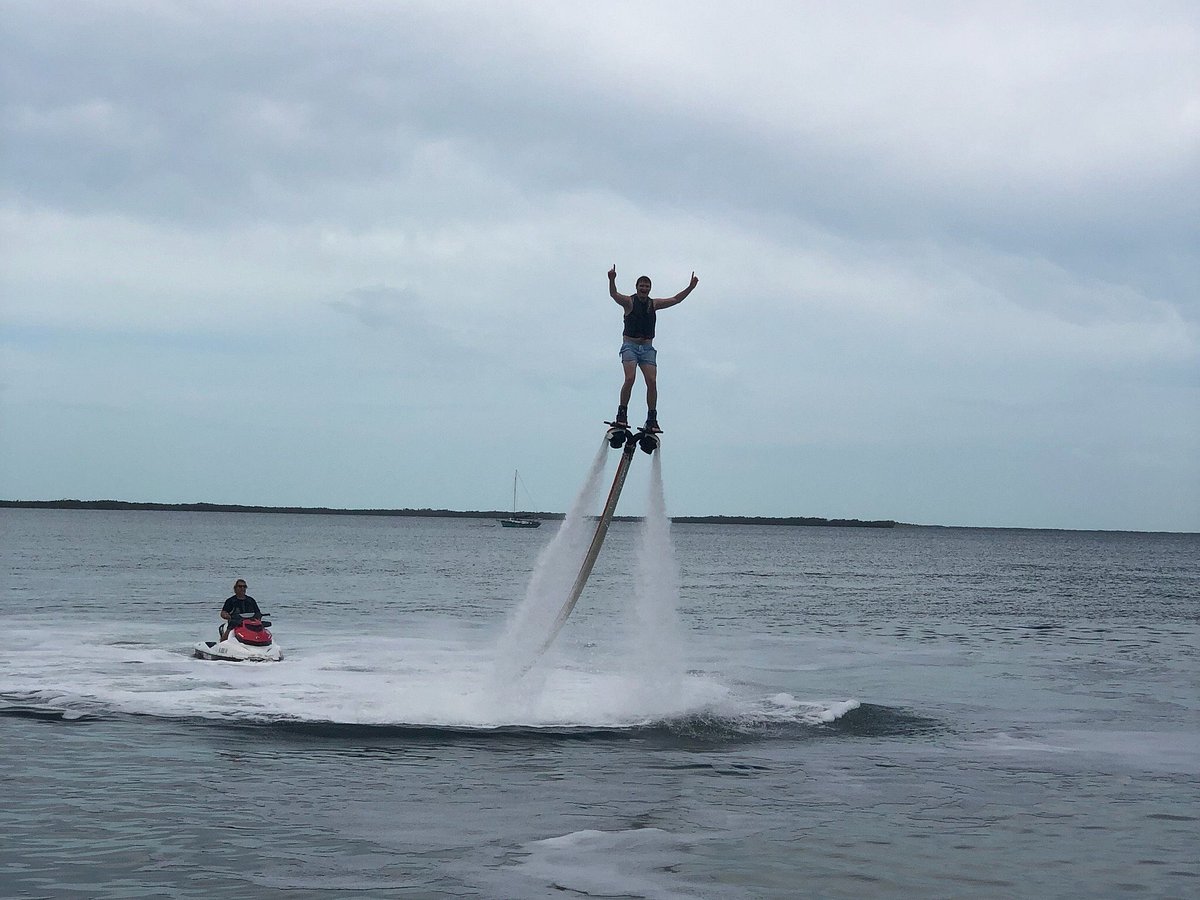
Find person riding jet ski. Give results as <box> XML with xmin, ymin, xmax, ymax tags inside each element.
<box><xmin>220</xmin><ymin>578</ymin><xmax>262</xmax><ymax>642</ymax></box>
<box><xmin>195</xmin><ymin>577</ymin><xmax>282</xmax><ymax>662</ymax></box>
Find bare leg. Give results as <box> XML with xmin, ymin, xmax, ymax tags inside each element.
<box><xmin>619</xmin><ymin>359</ymin><xmax>637</xmax><ymax>406</ymax></box>
<box><xmin>640</xmin><ymin>363</ymin><xmax>658</xmax><ymax>410</ymax></box>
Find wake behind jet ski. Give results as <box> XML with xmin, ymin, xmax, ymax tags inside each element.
<box><xmin>194</xmin><ymin>610</ymin><xmax>282</xmax><ymax>662</ymax></box>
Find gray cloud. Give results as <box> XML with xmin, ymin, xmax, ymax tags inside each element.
<box><xmin>328</xmin><ymin>285</ymin><xmax>424</xmax><ymax>330</ymax></box>
<box><xmin>1</xmin><ymin>1</ymin><xmax>1196</xmax><ymax>529</ymax></box>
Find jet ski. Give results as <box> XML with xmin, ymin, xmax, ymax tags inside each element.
<box><xmin>193</xmin><ymin>611</ymin><xmax>283</xmax><ymax>662</ymax></box>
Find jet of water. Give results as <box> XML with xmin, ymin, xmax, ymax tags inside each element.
<box><xmin>494</xmin><ymin>438</ymin><xmax>611</xmax><ymax>678</ymax></box>
<box><xmin>626</xmin><ymin>449</ymin><xmax>685</xmax><ymax>705</ymax></box>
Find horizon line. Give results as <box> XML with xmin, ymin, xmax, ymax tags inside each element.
<box><xmin>2</xmin><ymin>499</ymin><xmax>1196</xmax><ymax>535</ymax></box>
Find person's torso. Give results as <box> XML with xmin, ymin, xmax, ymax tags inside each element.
<box><xmin>623</xmin><ymin>296</ymin><xmax>655</xmax><ymax>340</ymax></box>
<box><xmin>225</xmin><ymin>595</ymin><xmax>259</xmax><ymax>617</ymax></box>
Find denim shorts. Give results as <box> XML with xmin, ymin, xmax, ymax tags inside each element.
<box><xmin>620</xmin><ymin>341</ymin><xmax>657</xmax><ymax>366</ymax></box>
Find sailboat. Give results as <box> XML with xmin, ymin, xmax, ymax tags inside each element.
<box><xmin>500</xmin><ymin>470</ymin><xmax>541</xmax><ymax>528</ymax></box>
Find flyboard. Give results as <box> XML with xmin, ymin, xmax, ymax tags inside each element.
<box><xmin>531</xmin><ymin>422</ymin><xmax>661</xmax><ymax>663</ymax></box>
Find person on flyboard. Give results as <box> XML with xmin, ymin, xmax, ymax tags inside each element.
<box><xmin>608</xmin><ymin>265</ymin><xmax>698</xmax><ymax>433</ymax></box>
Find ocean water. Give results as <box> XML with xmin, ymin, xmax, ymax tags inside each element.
<box><xmin>1</xmin><ymin>488</ymin><xmax>1197</xmax><ymax>898</ymax></box>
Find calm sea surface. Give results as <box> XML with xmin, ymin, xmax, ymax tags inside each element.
<box><xmin>1</xmin><ymin>507</ymin><xmax>1197</xmax><ymax>899</ymax></box>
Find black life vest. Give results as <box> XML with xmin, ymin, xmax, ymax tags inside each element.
<box><xmin>623</xmin><ymin>296</ymin><xmax>655</xmax><ymax>339</ymax></box>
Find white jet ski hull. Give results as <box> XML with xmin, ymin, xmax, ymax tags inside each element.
<box><xmin>193</xmin><ymin>638</ymin><xmax>283</xmax><ymax>662</ymax></box>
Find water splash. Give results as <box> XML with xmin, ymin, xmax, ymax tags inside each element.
<box><xmin>488</xmin><ymin>438</ymin><xmax>692</xmax><ymax>722</ymax></box>
<box><xmin>494</xmin><ymin>438</ymin><xmax>611</xmax><ymax>678</ymax></box>
<box><xmin>625</xmin><ymin>449</ymin><xmax>685</xmax><ymax>709</ymax></box>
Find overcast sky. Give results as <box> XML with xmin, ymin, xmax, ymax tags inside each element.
<box><xmin>2</xmin><ymin>1</ymin><xmax>1197</xmax><ymax>531</ymax></box>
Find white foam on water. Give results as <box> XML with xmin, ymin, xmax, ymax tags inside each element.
<box><xmin>762</xmin><ymin>692</ymin><xmax>861</xmax><ymax>724</ymax></box>
<box><xmin>976</xmin><ymin>729</ymin><xmax>1200</xmax><ymax>775</ymax></box>
<box><xmin>498</xmin><ymin>827</ymin><xmax>719</xmax><ymax>900</ymax></box>
<box><xmin>0</xmin><ymin>617</ymin><xmax>859</xmax><ymax>730</ymax></box>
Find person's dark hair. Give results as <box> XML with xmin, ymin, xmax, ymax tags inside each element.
<box><xmin>636</xmin><ymin>276</ymin><xmax>652</xmax><ymax>286</ymax></box>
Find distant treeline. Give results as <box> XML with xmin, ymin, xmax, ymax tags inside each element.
<box><xmin>671</xmin><ymin>515</ymin><xmax>896</xmax><ymax>528</ymax></box>
<box><xmin>0</xmin><ymin>499</ymin><xmax>557</xmax><ymax>520</ymax></box>
<box><xmin>1</xmin><ymin>499</ymin><xmax>895</xmax><ymax>528</ymax></box>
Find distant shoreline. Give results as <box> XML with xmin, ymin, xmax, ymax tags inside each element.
<box><xmin>0</xmin><ymin>499</ymin><xmax>897</xmax><ymax>529</ymax></box>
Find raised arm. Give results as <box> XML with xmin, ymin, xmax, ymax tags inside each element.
<box><xmin>654</xmin><ymin>272</ymin><xmax>698</xmax><ymax>310</ymax></box>
<box><xmin>608</xmin><ymin>264</ymin><xmax>631</xmax><ymax>306</ymax></box>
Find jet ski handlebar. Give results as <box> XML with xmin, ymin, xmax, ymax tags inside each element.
<box><xmin>229</xmin><ymin>612</ymin><xmax>271</xmax><ymax>625</ymax></box>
